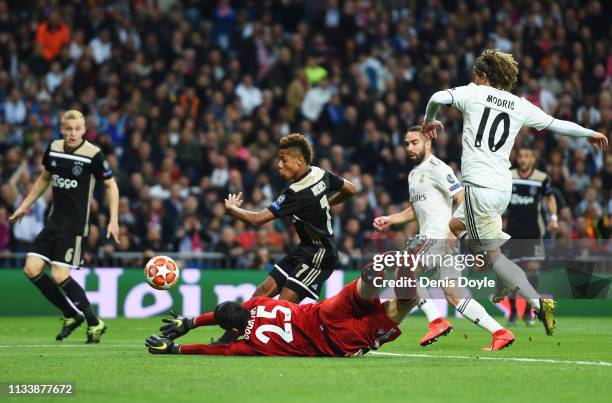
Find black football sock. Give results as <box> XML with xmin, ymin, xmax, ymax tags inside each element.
<box><xmin>523</xmin><ymin>304</ymin><xmax>532</xmax><ymax>319</ymax></box>
<box><xmin>29</xmin><ymin>272</ymin><xmax>78</xmax><ymax>318</ymax></box>
<box><xmin>59</xmin><ymin>277</ymin><xmax>99</xmax><ymax>326</ymax></box>
<box><xmin>508</xmin><ymin>292</ymin><xmax>517</xmax><ymax>317</ymax></box>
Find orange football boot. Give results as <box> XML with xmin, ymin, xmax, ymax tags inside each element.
<box><xmin>482</xmin><ymin>328</ymin><xmax>515</xmax><ymax>351</ymax></box>
<box><xmin>419</xmin><ymin>318</ymin><xmax>453</xmax><ymax>346</ymax></box>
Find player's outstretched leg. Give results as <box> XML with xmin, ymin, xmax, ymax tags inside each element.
<box><xmin>486</xmin><ymin>253</ymin><xmax>556</xmax><ymax>335</ymax></box>
<box><xmin>441</xmin><ymin>281</ymin><xmax>513</xmax><ymax>351</ymax></box>
<box><xmin>454</xmin><ymin>295</ymin><xmax>514</xmax><ymax>351</ymax></box>
<box><xmin>23</xmin><ymin>256</ymin><xmax>84</xmax><ymax>340</ymax></box>
<box><xmin>416</xmin><ymin>283</ymin><xmax>452</xmax><ymax>347</ymax></box>
<box><xmin>52</xmin><ymin>265</ymin><xmax>107</xmax><ymax>343</ymax></box>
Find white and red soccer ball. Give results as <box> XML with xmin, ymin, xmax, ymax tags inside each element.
<box><xmin>144</xmin><ymin>256</ymin><xmax>180</xmax><ymax>290</ymax></box>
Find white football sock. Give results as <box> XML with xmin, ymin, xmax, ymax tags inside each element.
<box><xmin>456</xmin><ymin>297</ymin><xmax>503</xmax><ymax>334</ymax></box>
<box><xmin>417</xmin><ymin>283</ymin><xmax>442</xmax><ymax>322</ymax></box>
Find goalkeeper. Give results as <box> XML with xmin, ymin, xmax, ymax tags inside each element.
<box><xmin>145</xmin><ymin>262</ymin><xmax>418</xmax><ymax>357</ymax></box>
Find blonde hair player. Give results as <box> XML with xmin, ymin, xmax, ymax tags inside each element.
<box><xmin>421</xmin><ymin>49</ymin><xmax>608</xmax><ymax>337</ymax></box>
<box><xmin>10</xmin><ymin>109</ymin><xmax>120</xmax><ymax>343</ymax></box>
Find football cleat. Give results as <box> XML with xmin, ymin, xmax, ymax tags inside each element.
<box><xmin>537</xmin><ymin>298</ymin><xmax>556</xmax><ymax>336</ymax></box>
<box><xmin>482</xmin><ymin>328</ymin><xmax>515</xmax><ymax>351</ymax></box>
<box><xmin>56</xmin><ymin>314</ymin><xmax>84</xmax><ymax>341</ymax></box>
<box><xmin>404</xmin><ymin>234</ymin><xmax>429</xmax><ymax>255</ymax></box>
<box><xmin>419</xmin><ymin>318</ymin><xmax>453</xmax><ymax>347</ymax></box>
<box><xmin>86</xmin><ymin>320</ymin><xmax>107</xmax><ymax>344</ymax></box>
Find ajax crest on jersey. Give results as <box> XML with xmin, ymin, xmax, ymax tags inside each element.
<box><xmin>72</xmin><ymin>164</ymin><xmax>83</xmax><ymax>176</ymax></box>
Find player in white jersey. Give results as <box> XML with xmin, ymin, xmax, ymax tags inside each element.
<box><xmin>373</xmin><ymin>127</ymin><xmax>514</xmax><ymax>351</ymax></box>
<box><xmin>421</xmin><ymin>49</ymin><xmax>608</xmax><ymax>337</ymax></box>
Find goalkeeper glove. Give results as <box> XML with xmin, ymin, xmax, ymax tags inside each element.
<box><xmin>160</xmin><ymin>310</ymin><xmax>195</xmax><ymax>340</ymax></box>
<box><xmin>145</xmin><ymin>335</ymin><xmax>180</xmax><ymax>354</ymax></box>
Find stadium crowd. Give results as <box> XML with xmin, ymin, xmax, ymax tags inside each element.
<box><xmin>0</xmin><ymin>0</ymin><xmax>610</xmax><ymax>268</ymax></box>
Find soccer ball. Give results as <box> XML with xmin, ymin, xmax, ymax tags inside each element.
<box><xmin>144</xmin><ymin>256</ymin><xmax>180</xmax><ymax>290</ymax></box>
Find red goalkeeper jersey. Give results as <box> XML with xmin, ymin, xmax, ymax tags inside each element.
<box><xmin>180</xmin><ymin>280</ymin><xmax>402</xmax><ymax>357</ymax></box>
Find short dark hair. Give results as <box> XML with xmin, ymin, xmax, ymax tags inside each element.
<box><xmin>214</xmin><ymin>301</ymin><xmax>250</xmax><ymax>331</ymax></box>
<box><xmin>279</xmin><ymin>133</ymin><xmax>314</xmax><ymax>164</ymax></box>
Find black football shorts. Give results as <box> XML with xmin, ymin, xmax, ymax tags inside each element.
<box><xmin>270</xmin><ymin>246</ymin><xmax>337</xmax><ymax>300</ymax></box>
<box><xmin>28</xmin><ymin>224</ymin><xmax>86</xmax><ymax>269</ymax></box>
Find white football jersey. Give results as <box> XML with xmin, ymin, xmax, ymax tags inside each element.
<box><xmin>448</xmin><ymin>83</ymin><xmax>554</xmax><ymax>191</ymax></box>
<box><xmin>408</xmin><ymin>155</ymin><xmax>462</xmax><ymax>238</ymax></box>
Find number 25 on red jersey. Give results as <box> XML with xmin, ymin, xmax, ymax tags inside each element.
<box><xmin>254</xmin><ymin>305</ymin><xmax>293</xmax><ymax>344</ymax></box>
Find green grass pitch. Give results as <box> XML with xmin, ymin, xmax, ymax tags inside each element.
<box><xmin>1</xmin><ymin>315</ymin><xmax>611</xmax><ymax>403</ymax></box>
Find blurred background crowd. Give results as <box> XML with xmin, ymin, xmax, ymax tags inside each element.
<box><xmin>0</xmin><ymin>0</ymin><xmax>610</xmax><ymax>269</ymax></box>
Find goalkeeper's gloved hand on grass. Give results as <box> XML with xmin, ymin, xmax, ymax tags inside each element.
<box><xmin>145</xmin><ymin>335</ymin><xmax>180</xmax><ymax>354</ymax></box>
<box><xmin>160</xmin><ymin>310</ymin><xmax>195</xmax><ymax>340</ymax></box>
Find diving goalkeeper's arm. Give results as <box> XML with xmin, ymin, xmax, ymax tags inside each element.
<box><xmin>158</xmin><ymin>310</ymin><xmax>216</xmax><ymax>340</ymax></box>
<box><xmin>145</xmin><ymin>334</ymin><xmax>253</xmax><ymax>355</ymax></box>
<box><xmin>148</xmin><ymin>309</ymin><xmax>249</xmax><ymax>355</ymax></box>
<box><xmin>147</xmin><ymin>310</ymin><xmax>224</xmax><ymax>355</ymax></box>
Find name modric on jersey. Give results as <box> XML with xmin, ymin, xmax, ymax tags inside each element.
<box><xmin>486</xmin><ymin>94</ymin><xmax>515</xmax><ymax>110</ymax></box>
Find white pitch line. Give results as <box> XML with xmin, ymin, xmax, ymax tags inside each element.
<box><xmin>0</xmin><ymin>344</ymin><xmax>140</xmax><ymax>348</ymax></box>
<box><xmin>370</xmin><ymin>351</ymin><xmax>612</xmax><ymax>367</ymax></box>
<box><xmin>2</xmin><ymin>345</ymin><xmax>611</xmax><ymax>367</ymax></box>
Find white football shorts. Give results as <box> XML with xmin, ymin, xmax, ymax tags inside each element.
<box><xmin>453</xmin><ymin>184</ymin><xmax>512</xmax><ymax>252</ymax></box>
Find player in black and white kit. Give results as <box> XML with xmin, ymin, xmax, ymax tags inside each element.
<box><xmin>224</xmin><ymin>133</ymin><xmax>357</xmax><ymax>302</ymax></box>
<box><xmin>498</xmin><ymin>147</ymin><xmax>558</xmax><ymax>326</ymax></box>
<box><xmin>9</xmin><ymin>110</ymin><xmax>120</xmax><ymax>343</ymax></box>
<box><xmin>421</xmin><ymin>49</ymin><xmax>608</xmax><ymax>337</ymax></box>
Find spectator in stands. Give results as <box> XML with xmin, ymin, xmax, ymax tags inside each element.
<box><xmin>0</xmin><ymin>0</ymin><xmax>609</xmax><ymax>270</ymax></box>
<box><xmin>215</xmin><ymin>226</ymin><xmax>245</xmax><ymax>268</ymax></box>
<box><xmin>4</xmin><ymin>88</ymin><xmax>26</xmax><ymax>127</ymax></box>
<box><xmin>235</xmin><ymin>75</ymin><xmax>262</xmax><ymax>116</ymax></box>
<box><xmin>35</xmin><ymin>11</ymin><xmax>70</xmax><ymax>62</ymax></box>
<box><xmin>251</xmin><ymin>247</ymin><xmax>273</xmax><ymax>271</ymax></box>
<box><xmin>301</xmin><ymin>77</ymin><xmax>332</xmax><ymax>121</ymax></box>
<box><xmin>89</xmin><ymin>29</ymin><xmax>112</xmax><ymax>65</ymax></box>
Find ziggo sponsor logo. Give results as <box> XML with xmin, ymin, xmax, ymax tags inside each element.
<box><xmin>52</xmin><ymin>175</ymin><xmax>78</xmax><ymax>189</ymax></box>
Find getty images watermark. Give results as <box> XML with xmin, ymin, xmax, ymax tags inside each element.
<box><xmin>360</xmin><ymin>236</ymin><xmax>611</xmax><ymax>300</ymax></box>
<box><xmin>369</xmin><ymin>249</ymin><xmax>495</xmax><ymax>289</ymax></box>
